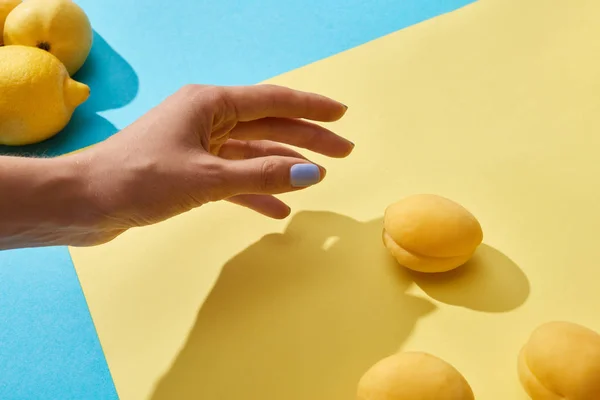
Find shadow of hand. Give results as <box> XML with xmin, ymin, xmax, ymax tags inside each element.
<box><xmin>150</xmin><ymin>211</ymin><xmax>436</xmax><ymax>400</ymax></box>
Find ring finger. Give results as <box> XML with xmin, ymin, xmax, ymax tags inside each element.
<box><xmin>217</xmin><ymin>139</ymin><xmax>309</xmax><ymax>161</ymax></box>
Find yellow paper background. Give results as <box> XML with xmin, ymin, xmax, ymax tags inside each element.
<box><xmin>70</xmin><ymin>0</ymin><xmax>600</xmax><ymax>398</ymax></box>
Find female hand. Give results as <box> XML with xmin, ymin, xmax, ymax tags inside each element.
<box><xmin>61</xmin><ymin>83</ymin><xmax>353</xmax><ymax>246</ymax></box>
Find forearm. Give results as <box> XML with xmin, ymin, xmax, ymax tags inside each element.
<box><xmin>0</xmin><ymin>155</ymin><xmax>92</xmax><ymax>250</ymax></box>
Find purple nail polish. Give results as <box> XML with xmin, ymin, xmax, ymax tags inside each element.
<box><xmin>291</xmin><ymin>164</ymin><xmax>320</xmax><ymax>187</ymax></box>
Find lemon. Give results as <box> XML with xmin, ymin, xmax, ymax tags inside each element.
<box><xmin>0</xmin><ymin>45</ymin><xmax>90</xmax><ymax>145</ymax></box>
<box><xmin>0</xmin><ymin>0</ymin><xmax>20</xmax><ymax>45</ymax></box>
<box><xmin>3</xmin><ymin>0</ymin><xmax>92</xmax><ymax>75</ymax></box>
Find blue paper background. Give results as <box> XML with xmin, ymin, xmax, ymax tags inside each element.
<box><xmin>0</xmin><ymin>0</ymin><xmax>473</xmax><ymax>397</ymax></box>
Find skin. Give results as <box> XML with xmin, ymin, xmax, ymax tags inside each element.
<box><xmin>0</xmin><ymin>84</ymin><xmax>354</xmax><ymax>250</ymax></box>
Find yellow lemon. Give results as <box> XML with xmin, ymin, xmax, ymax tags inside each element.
<box><xmin>0</xmin><ymin>45</ymin><xmax>89</xmax><ymax>145</ymax></box>
<box><xmin>0</xmin><ymin>0</ymin><xmax>20</xmax><ymax>45</ymax></box>
<box><xmin>3</xmin><ymin>0</ymin><xmax>92</xmax><ymax>75</ymax></box>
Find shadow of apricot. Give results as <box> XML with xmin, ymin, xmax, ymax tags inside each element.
<box><xmin>406</xmin><ymin>244</ymin><xmax>530</xmax><ymax>312</ymax></box>
<box><xmin>149</xmin><ymin>212</ymin><xmax>436</xmax><ymax>400</ymax></box>
<box><xmin>0</xmin><ymin>30</ymin><xmax>138</xmax><ymax>157</ymax></box>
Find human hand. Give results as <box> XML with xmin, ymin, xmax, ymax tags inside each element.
<box><xmin>65</xmin><ymin>84</ymin><xmax>353</xmax><ymax>245</ymax></box>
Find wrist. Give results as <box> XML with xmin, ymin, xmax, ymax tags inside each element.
<box><xmin>0</xmin><ymin>154</ymin><xmax>99</xmax><ymax>249</ymax></box>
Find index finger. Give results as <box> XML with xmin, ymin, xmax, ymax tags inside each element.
<box><xmin>219</xmin><ymin>84</ymin><xmax>348</xmax><ymax>122</ymax></box>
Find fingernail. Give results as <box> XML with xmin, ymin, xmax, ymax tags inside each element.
<box><xmin>291</xmin><ymin>164</ymin><xmax>321</xmax><ymax>187</ymax></box>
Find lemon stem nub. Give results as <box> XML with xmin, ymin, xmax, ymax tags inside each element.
<box><xmin>63</xmin><ymin>78</ymin><xmax>90</xmax><ymax>108</ymax></box>
<box><xmin>36</xmin><ymin>41</ymin><xmax>51</xmax><ymax>51</ymax></box>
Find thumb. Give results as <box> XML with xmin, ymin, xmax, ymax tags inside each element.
<box><xmin>213</xmin><ymin>156</ymin><xmax>326</xmax><ymax>198</ymax></box>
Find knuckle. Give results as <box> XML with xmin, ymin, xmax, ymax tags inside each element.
<box><xmin>194</xmin><ymin>159</ymin><xmax>228</xmax><ymax>202</ymax></box>
<box><xmin>205</xmin><ymin>85</ymin><xmax>226</xmax><ymax>101</ymax></box>
<box><xmin>216</xmin><ymin>87</ymin><xmax>239</xmax><ymax>120</ymax></box>
<box><xmin>259</xmin><ymin>159</ymin><xmax>280</xmax><ymax>192</ymax></box>
<box><xmin>178</xmin><ymin>84</ymin><xmax>204</xmax><ymax>98</ymax></box>
<box><xmin>176</xmin><ymin>85</ymin><xmax>228</xmax><ymax>126</ymax></box>
<box><xmin>303</xmin><ymin>125</ymin><xmax>320</xmax><ymax>146</ymax></box>
<box><xmin>260</xmin><ymin>83</ymin><xmax>282</xmax><ymax>91</ymax></box>
<box><xmin>203</xmin><ymin>86</ymin><xmax>238</xmax><ymax>123</ymax></box>
<box><xmin>239</xmin><ymin>140</ymin><xmax>256</xmax><ymax>159</ymax></box>
<box><xmin>178</xmin><ymin>84</ymin><xmax>218</xmax><ymax>104</ymax></box>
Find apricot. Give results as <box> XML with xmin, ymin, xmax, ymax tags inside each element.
<box><xmin>383</xmin><ymin>194</ymin><xmax>483</xmax><ymax>273</ymax></box>
<box><xmin>518</xmin><ymin>321</ymin><xmax>600</xmax><ymax>399</ymax></box>
<box><xmin>357</xmin><ymin>351</ymin><xmax>474</xmax><ymax>400</ymax></box>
